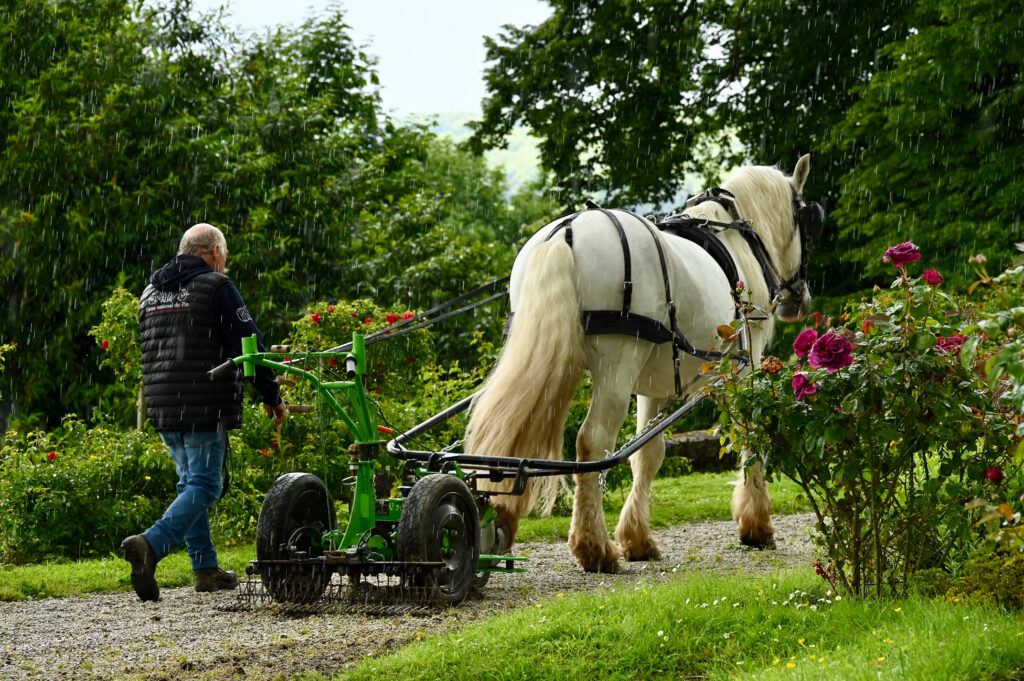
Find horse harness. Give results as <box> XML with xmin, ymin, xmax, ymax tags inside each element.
<box><xmin>538</xmin><ymin>188</ymin><xmax>823</xmax><ymax>396</ymax></box>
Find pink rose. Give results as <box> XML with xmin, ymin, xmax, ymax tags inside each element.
<box><xmin>922</xmin><ymin>269</ymin><xmax>942</xmax><ymax>286</ymax></box>
<box><xmin>792</xmin><ymin>372</ymin><xmax>817</xmax><ymax>400</ymax></box>
<box><xmin>793</xmin><ymin>328</ymin><xmax>818</xmax><ymax>358</ymax></box>
<box><xmin>808</xmin><ymin>332</ymin><xmax>854</xmax><ymax>372</ymax></box>
<box><xmin>883</xmin><ymin>242</ymin><xmax>922</xmax><ymax>268</ymax></box>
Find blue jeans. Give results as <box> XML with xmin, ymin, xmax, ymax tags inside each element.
<box><xmin>143</xmin><ymin>430</ymin><xmax>225</xmax><ymax>571</ymax></box>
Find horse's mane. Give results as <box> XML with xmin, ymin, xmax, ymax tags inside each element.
<box><xmin>721</xmin><ymin>165</ymin><xmax>798</xmax><ymax>298</ymax></box>
<box><xmin>723</xmin><ymin>165</ymin><xmax>796</xmax><ymax>261</ymax></box>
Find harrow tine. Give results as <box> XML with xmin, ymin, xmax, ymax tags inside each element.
<box><xmin>225</xmin><ymin>565</ymin><xmax>460</xmax><ymax>616</ymax></box>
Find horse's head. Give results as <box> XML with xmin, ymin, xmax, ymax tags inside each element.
<box><xmin>725</xmin><ymin>154</ymin><xmax>824</xmax><ymax>322</ymax></box>
<box><xmin>776</xmin><ymin>154</ymin><xmax>824</xmax><ymax>321</ymax></box>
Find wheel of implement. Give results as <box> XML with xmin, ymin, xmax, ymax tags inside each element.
<box><xmin>256</xmin><ymin>472</ymin><xmax>338</xmax><ymax>603</ymax></box>
<box><xmin>396</xmin><ymin>474</ymin><xmax>480</xmax><ymax>605</ymax></box>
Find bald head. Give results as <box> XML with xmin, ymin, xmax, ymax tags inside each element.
<box><xmin>178</xmin><ymin>223</ymin><xmax>227</xmax><ymax>257</ymax></box>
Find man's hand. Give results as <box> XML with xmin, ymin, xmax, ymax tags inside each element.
<box><xmin>264</xmin><ymin>401</ymin><xmax>288</xmax><ymax>428</ymax></box>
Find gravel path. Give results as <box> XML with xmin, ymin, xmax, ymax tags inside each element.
<box><xmin>0</xmin><ymin>514</ymin><xmax>817</xmax><ymax>681</ymax></box>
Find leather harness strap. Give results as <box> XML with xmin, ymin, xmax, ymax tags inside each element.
<box><xmin>534</xmin><ymin>204</ymin><xmax>748</xmax><ymax>395</ymax></box>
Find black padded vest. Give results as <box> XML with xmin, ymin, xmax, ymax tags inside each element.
<box><xmin>139</xmin><ymin>271</ymin><xmax>243</xmax><ymax>431</ymax></box>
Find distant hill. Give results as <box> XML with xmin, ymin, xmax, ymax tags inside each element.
<box><xmin>403</xmin><ymin>112</ymin><xmax>540</xmax><ymax>193</ymax></box>
<box><xmin>404</xmin><ymin>112</ymin><xmax>740</xmax><ymax>213</ymax></box>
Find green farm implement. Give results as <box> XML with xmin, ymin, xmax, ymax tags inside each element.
<box><xmin>213</xmin><ymin>279</ymin><xmax>707</xmax><ymax>610</ymax></box>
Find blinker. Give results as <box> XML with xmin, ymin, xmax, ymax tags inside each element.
<box><xmin>797</xmin><ymin>202</ymin><xmax>825</xmax><ymax>241</ymax></box>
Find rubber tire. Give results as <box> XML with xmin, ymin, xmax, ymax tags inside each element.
<box><xmin>396</xmin><ymin>474</ymin><xmax>480</xmax><ymax>605</ymax></box>
<box><xmin>256</xmin><ymin>472</ymin><xmax>338</xmax><ymax>603</ymax></box>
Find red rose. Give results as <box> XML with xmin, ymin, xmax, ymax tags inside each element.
<box><xmin>47</xmin><ymin>451</ymin><xmax>58</xmax><ymax>461</ymax></box>
<box><xmin>311</xmin><ymin>313</ymin><xmax>321</xmax><ymax>324</ymax></box>
<box><xmin>328</xmin><ymin>305</ymin><xmax>335</xmax><ymax>313</ymax></box>
<box><xmin>364</xmin><ymin>317</ymin><xmax>372</xmax><ymax>324</ymax></box>
<box><xmin>936</xmin><ymin>335</ymin><xmax>967</xmax><ymax>355</ymax></box>
<box><xmin>100</xmin><ymin>339</ymin><xmax>109</xmax><ymax>350</ymax></box>
<box><xmin>808</xmin><ymin>332</ymin><xmax>854</xmax><ymax>372</ymax></box>
<box><xmin>922</xmin><ymin>269</ymin><xmax>942</xmax><ymax>286</ymax></box>
<box><xmin>986</xmin><ymin>467</ymin><xmax>1005</xmax><ymax>484</ymax></box>
<box><xmin>861</xmin><ymin>320</ymin><xmax>876</xmax><ymax>336</ymax></box>
<box><xmin>328</xmin><ymin>358</ymin><xmax>336</xmax><ymax>367</ymax></box>
<box><xmin>882</xmin><ymin>241</ymin><xmax>922</xmax><ymax>268</ymax></box>
<box><xmin>402</xmin><ymin>312</ymin><xmax>415</xmax><ymax>320</ymax></box>
<box><xmin>792</xmin><ymin>372</ymin><xmax>817</xmax><ymax>400</ymax></box>
<box><xmin>386</xmin><ymin>313</ymin><xmax>399</xmax><ymax>325</ymax></box>
<box><xmin>406</xmin><ymin>356</ymin><xmax>414</xmax><ymax>365</ymax></box>
<box><xmin>793</xmin><ymin>328</ymin><xmax>818</xmax><ymax>358</ymax></box>
<box><xmin>258</xmin><ymin>448</ymin><xmax>270</xmax><ymax>456</ymax></box>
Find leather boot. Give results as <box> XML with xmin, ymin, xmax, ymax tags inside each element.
<box><xmin>194</xmin><ymin>567</ymin><xmax>239</xmax><ymax>592</ymax></box>
<box><xmin>121</xmin><ymin>535</ymin><xmax>159</xmax><ymax>602</ymax></box>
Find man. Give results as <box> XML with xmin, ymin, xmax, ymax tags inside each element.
<box><xmin>122</xmin><ymin>223</ymin><xmax>287</xmax><ymax>602</ymax></box>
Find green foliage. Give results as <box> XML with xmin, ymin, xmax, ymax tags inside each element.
<box><xmin>914</xmin><ymin>549</ymin><xmax>1024</xmax><ymax>611</ymax></box>
<box><xmin>0</xmin><ymin>416</ymin><xmax>174</xmax><ymax>563</ymax></box>
<box><xmin>0</xmin><ymin>0</ymin><xmax>555</xmax><ymax>426</ymax></box>
<box><xmin>88</xmin><ymin>285</ymin><xmax>143</xmax><ymax>396</ymax></box>
<box><xmin>468</xmin><ymin>1</ymin><xmax>913</xmax><ymax>225</ymax></box>
<box><xmin>710</xmin><ymin>249</ymin><xmax>1018</xmax><ymax>597</ymax></box>
<box><xmin>828</xmin><ymin>0</ymin><xmax>1024</xmax><ymax>291</ymax></box>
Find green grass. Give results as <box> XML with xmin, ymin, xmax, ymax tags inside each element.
<box><xmin>310</xmin><ymin>568</ymin><xmax>1024</xmax><ymax>681</ymax></box>
<box><xmin>515</xmin><ymin>470</ymin><xmax>811</xmax><ymax>543</ymax></box>
<box><xmin>0</xmin><ymin>543</ymin><xmax>256</xmax><ymax>601</ymax></box>
<box><xmin>0</xmin><ymin>472</ymin><xmax>808</xmax><ymax>601</ymax></box>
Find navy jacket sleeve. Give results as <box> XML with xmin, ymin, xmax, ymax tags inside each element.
<box><xmin>212</xmin><ymin>281</ymin><xmax>282</xmax><ymax>406</ymax></box>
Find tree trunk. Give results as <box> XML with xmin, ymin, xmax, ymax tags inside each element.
<box><xmin>136</xmin><ymin>386</ymin><xmax>146</xmax><ymax>430</ymax></box>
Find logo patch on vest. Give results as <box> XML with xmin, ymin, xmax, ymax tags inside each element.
<box><xmin>236</xmin><ymin>307</ymin><xmax>252</xmax><ymax>323</ymax></box>
<box><xmin>143</xmin><ymin>288</ymin><xmax>190</xmax><ymax>314</ymax></box>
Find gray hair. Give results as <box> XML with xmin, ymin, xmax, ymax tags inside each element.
<box><xmin>178</xmin><ymin>223</ymin><xmax>227</xmax><ymax>257</ymax></box>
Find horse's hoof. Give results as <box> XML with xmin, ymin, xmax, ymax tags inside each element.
<box><xmin>570</xmin><ymin>537</ymin><xmax>622</xmax><ymax>573</ymax></box>
<box><xmin>583</xmin><ymin>557</ymin><xmax>622</xmax><ymax>574</ymax></box>
<box><xmin>739</xmin><ymin>532</ymin><xmax>776</xmax><ymax>550</ymax></box>
<box><xmin>622</xmin><ymin>540</ymin><xmax>661</xmax><ymax>562</ymax></box>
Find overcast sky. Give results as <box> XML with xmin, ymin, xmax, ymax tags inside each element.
<box><xmin>188</xmin><ymin>0</ymin><xmax>551</xmax><ymax>116</ymax></box>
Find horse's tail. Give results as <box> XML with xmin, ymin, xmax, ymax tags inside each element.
<box><xmin>466</xmin><ymin>239</ymin><xmax>584</xmax><ymax>530</ymax></box>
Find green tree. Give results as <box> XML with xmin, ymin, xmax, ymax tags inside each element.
<box><xmin>828</xmin><ymin>0</ymin><xmax>1024</xmax><ymax>289</ymax></box>
<box><xmin>468</xmin><ymin>1</ymin><xmax>913</xmax><ymax>207</ymax></box>
<box><xmin>0</xmin><ymin>0</ymin><xmax>556</xmax><ymax>427</ymax></box>
<box><xmin>467</xmin><ymin>0</ymin><xmax>918</xmax><ymax>298</ymax></box>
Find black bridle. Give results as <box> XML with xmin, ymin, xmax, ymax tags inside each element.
<box><xmin>677</xmin><ymin>185</ymin><xmax>823</xmax><ymax>305</ymax></box>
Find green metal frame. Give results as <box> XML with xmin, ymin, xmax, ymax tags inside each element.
<box><xmin>230</xmin><ymin>332</ymin><xmax>522</xmax><ymax>573</ymax></box>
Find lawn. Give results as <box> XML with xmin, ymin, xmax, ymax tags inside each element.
<box><xmin>311</xmin><ymin>567</ymin><xmax>1024</xmax><ymax>681</ymax></box>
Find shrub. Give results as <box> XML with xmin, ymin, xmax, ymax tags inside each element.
<box><xmin>709</xmin><ymin>243</ymin><xmax>1018</xmax><ymax>598</ymax></box>
<box><xmin>0</xmin><ymin>416</ymin><xmax>174</xmax><ymax>563</ymax></box>
<box><xmin>914</xmin><ymin>549</ymin><xmax>1024</xmax><ymax>611</ymax></box>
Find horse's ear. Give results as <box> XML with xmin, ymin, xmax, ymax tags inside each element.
<box><xmin>792</xmin><ymin>154</ymin><xmax>811</xmax><ymax>193</ymax></box>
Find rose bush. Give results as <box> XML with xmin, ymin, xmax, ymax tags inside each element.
<box><xmin>709</xmin><ymin>248</ymin><xmax>1020</xmax><ymax>598</ymax></box>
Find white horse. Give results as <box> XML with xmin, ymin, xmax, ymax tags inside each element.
<box><xmin>464</xmin><ymin>155</ymin><xmax>818</xmax><ymax>573</ymax></box>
